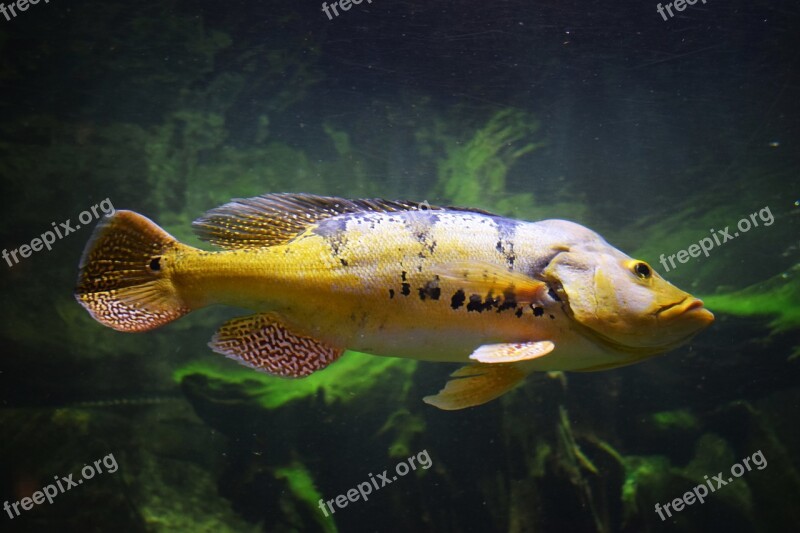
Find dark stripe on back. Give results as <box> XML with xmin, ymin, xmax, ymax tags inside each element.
<box><xmin>403</xmin><ymin>211</ymin><xmax>440</xmax><ymax>258</ymax></box>
<box><xmin>495</xmin><ymin>217</ymin><xmax>520</xmax><ymax>269</ymax></box>
<box><xmin>312</xmin><ymin>216</ymin><xmax>349</xmax><ymax>256</ymax></box>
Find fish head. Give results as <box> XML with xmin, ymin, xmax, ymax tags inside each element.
<box><xmin>541</xmin><ymin>236</ymin><xmax>714</xmax><ymax>356</ymax></box>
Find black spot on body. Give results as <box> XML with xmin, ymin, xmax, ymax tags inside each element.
<box><xmin>466</xmin><ymin>292</ymin><xmax>501</xmax><ymax>312</ymax></box>
<box><xmin>389</xmin><ymin>289</ymin><xmax>395</xmax><ymax>299</ymax></box>
<box><xmin>497</xmin><ymin>288</ymin><xmax>517</xmax><ymax>312</ymax></box>
<box><xmin>451</xmin><ymin>289</ymin><xmax>466</xmax><ymax>309</ymax></box>
<box><xmin>532</xmin><ymin>306</ymin><xmax>544</xmax><ymax>317</ymax></box>
<box><xmin>549</xmin><ymin>314</ymin><xmax>556</xmax><ymax>319</ymax></box>
<box><xmin>339</xmin><ymin>258</ymin><xmax>348</xmax><ymax>266</ymax></box>
<box><xmin>466</xmin><ymin>294</ymin><xmax>484</xmax><ymax>312</ymax></box>
<box><xmin>418</xmin><ymin>278</ymin><xmax>441</xmax><ymax>301</ymax></box>
<box><xmin>401</xmin><ymin>283</ymin><xmax>411</xmax><ymax>296</ymax></box>
<box><xmin>514</xmin><ymin>308</ymin><xmax>523</xmax><ymax>318</ymax></box>
<box><xmin>401</xmin><ymin>271</ymin><xmax>407</xmax><ymax>281</ymax></box>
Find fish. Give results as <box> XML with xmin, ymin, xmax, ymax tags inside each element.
<box><xmin>75</xmin><ymin>193</ymin><xmax>714</xmax><ymax>410</ymax></box>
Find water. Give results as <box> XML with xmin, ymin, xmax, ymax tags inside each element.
<box><xmin>1</xmin><ymin>1</ymin><xmax>798</xmax><ymax>531</ymax></box>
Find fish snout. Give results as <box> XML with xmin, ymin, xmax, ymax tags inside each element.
<box><xmin>683</xmin><ymin>298</ymin><xmax>715</xmax><ymax>327</ymax></box>
<box><xmin>658</xmin><ymin>297</ymin><xmax>714</xmax><ymax>326</ymax></box>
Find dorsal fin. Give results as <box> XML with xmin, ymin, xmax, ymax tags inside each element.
<box><xmin>191</xmin><ymin>193</ymin><xmax>443</xmax><ymax>249</ymax></box>
<box><xmin>443</xmin><ymin>205</ymin><xmax>499</xmax><ymax>216</ymax></box>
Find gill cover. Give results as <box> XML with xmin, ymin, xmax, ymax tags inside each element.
<box><xmin>542</xmin><ymin>247</ymin><xmax>712</xmax><ymax>353</ymax></box>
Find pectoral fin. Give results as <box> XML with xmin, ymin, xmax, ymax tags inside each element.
<box><xmin>437</xmin><ymin>261</ymin><xmax>549</xmax><ymax>305</ymax></box>
<box><xmin>423</xmin><ymin>363</ymin><xmax>527</xmax><ymax>410</ymax></box>
<box><xmin>469</xmin><ymin>341</ymin><xmax>555</xmax><ymax>363</ymax></box>
<box><xmin>209</xmin><ymin>313</ymin><xmax>343</xmax><ymax>377</ymax></box>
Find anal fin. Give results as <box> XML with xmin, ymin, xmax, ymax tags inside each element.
<box><xmin>210</xmin><ymin>313</ymin><xmax>343</xmax><ymax>377</ymax></box>
<box><xmin>423</xmin><ymin>364</ymin><xmax>527</xmax><ymax>410</ymax></box>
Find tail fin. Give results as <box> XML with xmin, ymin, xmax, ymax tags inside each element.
<box><xmin>75</xmin><ymin>210</ymin><xmax>191</xmax><ymax>332</ymax></box>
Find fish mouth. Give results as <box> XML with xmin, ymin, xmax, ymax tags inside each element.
<box><xmin>656</xmin><ymin>297</ymin><xmax>715</xmax><ymax>325</ymax></box>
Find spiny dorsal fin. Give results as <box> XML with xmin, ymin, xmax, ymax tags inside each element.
<box><xmin>192</xmin><ymin>193</ymin><xmax>444</xmax><ymax>249</ymax></box>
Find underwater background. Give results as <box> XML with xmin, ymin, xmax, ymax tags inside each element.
<box><xmin>1</xmin><ymin>0</ymin><xmax>798</xmax><ymax>531</ymax></box>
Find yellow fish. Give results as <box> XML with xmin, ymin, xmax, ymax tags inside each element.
<box><xmin>75</xmin><ymin>193</ymin><xmax>714</xmax><ymax>410</ymax></box>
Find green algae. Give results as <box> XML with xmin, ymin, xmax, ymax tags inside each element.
<box><xmin>378</xmin><ymin>409</ymin><xmax>426</xmax><ymax>459</ymax></box>
<box><xmin>324</xmin><ymin>124</ymin><xmax>353</xmax><ymax>157</ymax></box>
<box><xmin>422</xmin><ymin>108</ymin><xmax>544</xmax><ymax>209</ymax></box>
<box><xmin>173</xmin><ymin>351</ymin><xmax>417</xmax><ymax>410</ymax></box>
<box><xmin>701</xmin><ymin>265</ymin><xmax>800</xmax><ymax>333</ymax></box>
<box><xmin>650</xmin><ymin>409</ymin><xmax>700</xmax><ymax>431</ymax></box>
<box><xmin>530</xmin><ymin>441</ymin><xmax>553</xmax><ymax>478</ymax></box>
<box><xmin>621</xmin><ymin>455</ymin><xmax>672</xmax><ymax>520</ymax></box>
<box><xmin>683</xmin><ymin>433</ymin><xmax>754</xmax><ymax>516</ymax></box>
<box><xmin>557</xmin><ymin>405</ymin><xmax>599</xmax><ymax>475</ymax></box>
<box><xmin>620</xmin><ymin>433</ymin><xmax>758</xmax><ymax>526</ymax></box>
<box><xmin>137</xmin><ymin>455</ymin><xmax>261</xmax><ymax>533</ymax></box>
<box><xmin>275</xmin><ymin>462</ymin><xmax>337</xmax><ymax>533</ymax></box>
<box><xmin>412</xmin><ymin>107</ymin><xmax>594</xmax><ymax>222</ymax></box>
<box><xmin>618</xmin><ymin>182</ymin><xmax>793</xmax><ymax>293</ymax></box>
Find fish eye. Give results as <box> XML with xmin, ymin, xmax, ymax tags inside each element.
<box><xmin>632</xmin><ymin>261</ymin><xmax>651</xmax><ymax>279</ymax></box>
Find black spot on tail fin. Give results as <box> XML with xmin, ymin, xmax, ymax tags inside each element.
<box><xmin>74</xmin><ymin>210</ymin><xmax>191</xmax><ymax>332</ymax></box>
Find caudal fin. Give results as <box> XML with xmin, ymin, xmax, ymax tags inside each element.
<box><xmin>75</xmin><ymin>210</ymin><xmax>191</xmax><ymax>332</ymax></box>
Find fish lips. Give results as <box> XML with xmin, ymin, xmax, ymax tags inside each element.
<box><xmin>656</xmin><ymin>297</ymin><xmax>715</xmax><ymax>327</ymax></box>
